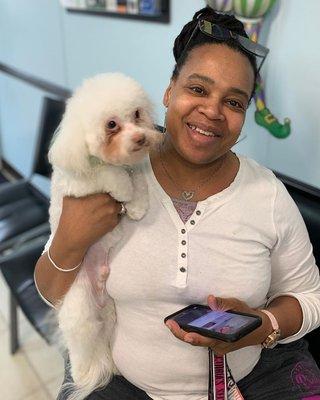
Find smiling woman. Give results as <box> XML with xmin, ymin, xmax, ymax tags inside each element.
<box><xmin>35</xmin><ymin>5</ymin><xmax>320</xmax><ymax>400</ymax></box>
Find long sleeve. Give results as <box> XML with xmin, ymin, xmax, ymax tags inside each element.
<box><xmin>266</xmin><ymin>180</ymin><xmax>320</xmax><ymax>343</ymax></box>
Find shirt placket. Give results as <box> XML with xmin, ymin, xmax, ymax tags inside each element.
<box><xmin>175</xmin><ymin>207</ymin><xmax>205</xmax><ymax>288</ymax></box>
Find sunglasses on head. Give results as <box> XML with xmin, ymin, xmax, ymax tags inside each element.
<box><xmin>184</xmin><ymin>19</ymin><xmax>269</xmax><ymax>72</ymax></box>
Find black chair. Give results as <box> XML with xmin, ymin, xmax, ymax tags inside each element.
<box><xmin>0</xmin><ymin>172</ymin><xmax>9</xmax><ymax>184</ymax></box>
<box><xmin>276</xmin><ymin>172</ymin><xmax>320</xmax><ymax>366</ymax></box>
<box><xmin>0</xmin><ymin>96</ymin><xmax>65</xmax><ymax>353</ymax></box>
<box><xmin>0</xmin><ymin>234</ymin><xmax>53</xmax><ymax>353</ymax></box>
<box><xmin>0</xmin><ymin>96</ymin><xmax>65</xmax><ymax>254</ymax></box>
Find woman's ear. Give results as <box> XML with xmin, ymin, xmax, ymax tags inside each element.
<box><xmin>163</xmin><ymin>82</ymin><xmax>173</xmax><ymax>108</ymax></box>
<box><xmin>48</xmin><ymin>114</ymin><xmax>90</xmax><ymax>175</ymax></box>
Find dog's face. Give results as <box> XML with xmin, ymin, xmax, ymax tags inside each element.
<box><xmin>49</xmin><ymin>73</ymin><xmax>161</xmax><ymax>174</ymax></box>
<box><xmin>85</xmin><ymin>100</ymin><xmax>159</xmax><ymax>166</ymax></box>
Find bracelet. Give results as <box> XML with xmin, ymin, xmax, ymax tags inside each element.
<box><xmin>47</xmin><ymin>247</ymin><xmax>82</xmax><ymax>272</ymax></box>
<box><xmin>260</xmin><ymin>309</ymin><xmax>281</xmax><ymax>349</ymax></box>
<box><xmin>260</xmin><ymin>309</ymin><xmax>279</xmax><ymax>330</ymax></box>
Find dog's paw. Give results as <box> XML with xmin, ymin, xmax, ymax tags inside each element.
<box><xmin>109</xmin><ymin>186</ymin><xmax>133</xmax><ymax>203</ymax></box>
<box><xmin>125</xmin><ymin>203</ymin><xmax>148</xmax><ymax>220</ymax></box>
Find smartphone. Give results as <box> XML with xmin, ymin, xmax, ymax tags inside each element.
<box><xmin>164</xmin><ymin>304</ymin><xmax>262</xmax><ymax>342</ymax></box>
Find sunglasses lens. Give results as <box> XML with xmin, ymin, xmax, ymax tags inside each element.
<box><xmin>200</xmin><ymin>20</ymin><xmax>229</xmax><ymax>41</ymax></box>
<box><xmin>237</xmin><ymin>36</ymin><xmax>269</xmax><ymax>58</ymax></box>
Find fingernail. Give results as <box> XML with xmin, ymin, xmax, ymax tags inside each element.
<box><xmin>166</xmin><ymin>322</ymin><xmax>173</xmax><ymax>331</ymax></box>
<box><xmin>208</xmin><ymin>296</ymin><xmax>217</xmax><ymax>310</ymax></box>
<box><xmin>184</xmin><ymin>337</ymin><xmax>194</xmax><ymax>344</ymax></box>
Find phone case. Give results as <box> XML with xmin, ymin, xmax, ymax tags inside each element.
<box><xmin>164</xmin><ymin>304</ymin><xmax>262</xmax><ymax>342</ymax></box>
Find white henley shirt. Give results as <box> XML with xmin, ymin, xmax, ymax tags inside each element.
<box><xmin>106</xmin><ymin>155</ymin><xmax>320</xmax><ymax>400</ymax></box>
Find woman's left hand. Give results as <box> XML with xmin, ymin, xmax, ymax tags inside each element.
<box><xmin>165</xmin><ymin>295</ymin><xmax>273</xmax><ymax>356</ymax></box>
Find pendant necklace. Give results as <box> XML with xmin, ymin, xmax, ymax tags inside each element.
<box><xmin>159</xmin><ymin>145</ymin><xmax>225</xmax><ymax>201</ymax></box>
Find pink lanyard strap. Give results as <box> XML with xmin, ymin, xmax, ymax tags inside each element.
<box><xmin>208</xmin><ymin>348</ymin><xmax>244</xmax><ymax>400</ymax></box>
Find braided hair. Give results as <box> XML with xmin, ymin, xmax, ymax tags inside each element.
<box><xmin>172</xmin><ymin>7</ymin><xmax>258</xmax><ymax>100</ymax></box>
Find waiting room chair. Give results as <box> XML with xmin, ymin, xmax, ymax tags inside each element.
<box><xmin>277</xmin><ymin>172</ymin><xmax>320</xmax><ymax>366</ymax></box>
<box><xmin>0</xmin><ymin>96</ymin><xmax>65</xmax><ymax>352</ymax></box>
<box><xmin>0</xmin><ymin>172</ymin><xmax>9</xmax><ymax>184</ymax></box>
<box><xmin>0</xmin><ymin>234</ymin><xmax>53</xmax><ymax>353</ymax></box>
<box><xmin>0</xmin><ymin>96</ymin><xmax>65</xmax><ymax>254</ymax></box>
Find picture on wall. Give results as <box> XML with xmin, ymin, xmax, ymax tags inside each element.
<box><xmin>60</xmin><ymin>0</ymin><xmax>170</xmax><ymax>23</ymax></box>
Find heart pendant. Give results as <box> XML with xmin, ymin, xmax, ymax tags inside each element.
<box><xmin>182</xmin><ymin>191</ymin><xmax>194</xmax><ymax>201</ymax></box>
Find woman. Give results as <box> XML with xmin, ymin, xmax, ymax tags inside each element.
<box><xmin>35</xmin><ymin>7</ymin><xmax>320</xmax><ymax>400</ymax></box>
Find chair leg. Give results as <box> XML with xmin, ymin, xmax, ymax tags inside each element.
<box><xmin>9</xmin><ymin>292</ymin><xmax>19</xmax><ymax>354</ymax></box>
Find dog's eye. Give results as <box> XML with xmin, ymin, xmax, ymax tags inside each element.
<box><xmin>135</xmin><ymin>110</ymin><xmax>140</xmax><ymax>120</ymax></box>
<box><xmin>107</xmin><ymin>120</ymin><xmax>117</xmax><ymax>129</ymax></box>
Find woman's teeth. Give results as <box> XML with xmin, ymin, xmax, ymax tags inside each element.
<box><xmin>188</xmin><ymin>124</ymin><xmax>218</xmax><ymax>137</ymax></box>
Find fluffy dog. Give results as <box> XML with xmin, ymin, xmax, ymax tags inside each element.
<box><xmin>48</xmin><ymin>72</ymin><xmax>160</xmax><ymax>400</ymax></box>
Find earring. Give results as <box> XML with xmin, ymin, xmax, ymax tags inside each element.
<box><xmin>162</xmin><ymin>108</ymin><xmax>167</xmax><ymax>134</ymax></box>
<box><xmin>234</xmin><ymin>134</ymin><xmax>247</xmax><ymax>146</ymax></box>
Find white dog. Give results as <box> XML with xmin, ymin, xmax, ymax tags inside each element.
<box><xmin>48</xmin><ymin>73</ymin><xmax>160</xmax><ymax>400</ymax></box>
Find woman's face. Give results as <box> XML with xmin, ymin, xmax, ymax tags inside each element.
<box><xmin>163</xmin><ymin>43</ymin><xmax>255</xmax><ymax>165</ymax></box>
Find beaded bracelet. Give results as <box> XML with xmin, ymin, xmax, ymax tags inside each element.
<box><xmin>47</xmin><ymin>247</ymin><xmax>82</xmax><ymax>272</ymax></box>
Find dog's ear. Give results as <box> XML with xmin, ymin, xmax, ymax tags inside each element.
<box><xmin>48</xmin><ymin>114</ymin><xmax>90</xmax><ymax>175</ymax></box>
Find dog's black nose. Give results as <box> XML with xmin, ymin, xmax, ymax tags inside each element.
<box><xmin>136</xmin><ymin>137</ymin><xmax>146</xmax><ymax>146</ymax></box>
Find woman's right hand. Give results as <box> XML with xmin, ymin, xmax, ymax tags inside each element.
<box><xmin>53</xmin><ymin>193</ymin><xmax>123</xmax><ymax>256</ymax></box>
<box><xmin>35</xmin><ymin>193</ymin><xmax>122</xmax><ymax>304</ymax></box>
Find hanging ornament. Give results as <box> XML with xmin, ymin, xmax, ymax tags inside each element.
<box><xmin>233</xmin><ymin>0</ymin><xmax>291</xmax><ymax>138</ymax></box>
<box><xmin>234</xmin><ymin>0</ymin><xmax>276</xmax><ymax>19</ymax></box>
<box><xmin>205</xmin><ymin>0</ymin><xmax>233</xmax><ymax>12</ymax></box>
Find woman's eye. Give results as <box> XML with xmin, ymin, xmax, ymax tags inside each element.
<box><xmin>107</xmin><ymin>120</ymin><xmax>117</xmax><ymax>129</ymax></box>
<box><xmin>135</xmin><ymin>109</ymin><xmax>140</xmax><ymax>119</ymax></box>
<box><xmin>189</xmin><ymin>86</ymin><xmax>205</xmax><ymax>95</ymax></box>
<box><xmin>227</xmin><ymin>100</ymin><xmax>244</xmax><ymax>110</ymax></box>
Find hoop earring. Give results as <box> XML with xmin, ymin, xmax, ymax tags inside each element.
<box><xmin>162</xmin><ymin>109</ymin><xmax>167</xmax><ymax>134</ymax></box>
<box><xmin>234</xmin><ymin>134</ymin><xmax>247</xmax><ymax>146</ymax></box>
<box><xmin>162</xmin><ymin>111</ymin><xmax>167</xmax><ymax>135</ymax></box>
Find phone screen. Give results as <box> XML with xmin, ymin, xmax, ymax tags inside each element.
<box><xmin>165</xmin><ymin>305</ymin><xmax>262</xmax><ymax>342</ymax></box>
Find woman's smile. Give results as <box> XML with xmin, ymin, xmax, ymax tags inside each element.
<box><xmin>185</xmin><ymin>122</ymin><xmax>222</xmax><ymax>146</ymax></box>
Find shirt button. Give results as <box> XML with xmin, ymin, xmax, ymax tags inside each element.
<box><xmin>181</xmin><ymin>240</ymin><xmax>186</xmax><ymax>245</ymax></box>
<box><xmin>180</xmin><ymin>267</ymin><xmax>186</xmax><ymax>273</ymax></box>
<box><xmin>196</xmin><ymin>210</ymin><xmax>201</xmax><ymax>216</ymax></box>
<box><xmin>190</xmin><ymin>220</ymin><xmax>195</xmax><ymax>225</ymax></box>
<box><xmin>181</xmin><ymin>253</ymin><xmax>186</xmax><ymax>258</ymax></box>
<box><xmin>181</xmin><ymin>229</ymin><xmax>186</xmax><ymax>234</ymax></box>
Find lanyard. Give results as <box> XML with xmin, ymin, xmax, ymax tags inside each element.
<box><xmin>208</xmin><ymin>348</ymin><xmax>244</xmax><ymax>400</ymax></box>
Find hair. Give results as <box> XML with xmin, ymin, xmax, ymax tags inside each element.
<box><xmin>172</xmin><ymin>6</ymin><xmax>258</xmax><ymax>101</ymax></box>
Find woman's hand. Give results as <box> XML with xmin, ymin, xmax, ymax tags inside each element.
<box><xmin>165</xmin><ymin>295</ymin><xmax>273</xmax><ymax>356</ymax></box>
<box><xmin>53</xmin><ymin>193</ymin><xmax>123</xmax><ymax>256</ymax></box>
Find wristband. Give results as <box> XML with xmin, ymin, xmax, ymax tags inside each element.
<box><xmin>260</xmin><ymin>309</ymin><xmax>281</xmax><ymax>348</ymax></box>
<box><xmin>260</xmin><ymin>309</ymin><xmax>279</xmax><ymax>331</ymax></box>
<box><xmin>47</xmin><ymin>247</ymin><xmax>82</xmax><ymax>272</ymax></box>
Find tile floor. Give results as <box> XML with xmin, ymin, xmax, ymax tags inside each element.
<box><xmin>0</xmin><ymin>273</ymin><xmax>64</xmax><ymax>400</ymax></box>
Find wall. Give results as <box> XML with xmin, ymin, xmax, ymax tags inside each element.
<box><xmin>0</xmin><ymin>0</ymin><xmax>319</xmax><ymax>194</ymax></box>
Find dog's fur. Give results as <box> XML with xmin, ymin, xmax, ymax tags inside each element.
<box><xmin>48</xmin><ymin>73</ymin><xmax>160</xmax><ymax>400</ymax></box>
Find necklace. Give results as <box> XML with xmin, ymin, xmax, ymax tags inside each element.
<box><xmin>159</xmin><ymin>145</ymin><xmax>225</xmax><ymax>201</ymax></box>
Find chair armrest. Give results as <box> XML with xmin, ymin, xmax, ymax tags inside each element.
<box><xmin>0</xmin><ymin>180</ymin><xmax>30</xmax><ymax>206</ymax></box>
<box><xmin>0</xmin><ymin>222</ymin><xmax>50</xmax><ymax>255</ymax></box>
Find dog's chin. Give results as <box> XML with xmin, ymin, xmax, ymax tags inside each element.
<box><xmin>122</xmin><ymin>147</ymin><xmax>149</xmax><ymax>165</ymax></box>
<box><xmin>101</xmin><ymin>147</ymin><xmax>149</xmax><ymax>166</ymax></box>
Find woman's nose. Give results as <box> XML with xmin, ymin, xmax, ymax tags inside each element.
<box><xmin>197</xmin><ymin>99</ymin><xmax>225</xmax><ymax>121</ymax></box>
